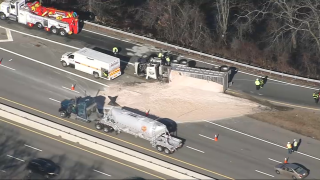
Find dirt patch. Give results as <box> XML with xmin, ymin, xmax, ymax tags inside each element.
<box><xmin>248</xmin><ymin>109</ymin><xmax>320</xmax><ymax>140</ymax></box>
<box><xmin>98</xmin><ymin>79</ymin><xmax>264</xmax><ymax>123</ymax></box>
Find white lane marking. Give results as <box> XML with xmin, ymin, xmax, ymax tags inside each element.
<box><xmin>8</xmin><ymin>59</ymin><xmax>12</xmax><ymax>61</ymax></box>
<box><xmin>1</xmin><ymin>170</ymin><xmax>5</xmax><ymax>172</ymax></box>
<box><xmin>0</xmin><ymin>25</ymin><xmax>79</xmax><ymax>50</ymax></box>
<box><xmin>255</xmin><ymin>170</ymin><xmax>274</xmax><ymax>177</ymax></box>
<box><xmin>0</xmin><ymin>47</ymin><xmax>109</xmax><ymax>87</ymax></box>
<box><xmin>204</xmin><ymin>120</ymin><xmax>320</xmax><ymax>161</ymax></box>
<box><xmin>49</xmin><ymin>98</ymin><xmax>61</xmax><ymax>103</ymax></box>
<box><xmin>199</xmin><ymin>134</ymin><xmax>215</xmax><ymax>141</ymax></box>
<box><xmin>268</xmin><ymin>158</ymin><xmax>281</xmax><ymax>163</ymax></box>
<box><xmin>6</xmin><ymin>155</ymin><xmax>25</xmax><ymax>162</ymax></box>
<box><xmin>0</xmin><ymin>64</ymin><xmax>15</xmax><ymax>70</ymax></box>
<box><xmin>93</xmin><ymin>169</ymin><xmax>111</xmax><ymax>176</ymax></box>
<box><xmin>83</xmin><ymin>29</ymin><xmax>131</xmax><ymax>43</ymax></box>
<box><xmin>6</xmin><ymin>28</ymin><xmax>13</xmax><ymax>41</ymax></box>
<box><xmin>186</xmin><ymin>146</ymin><xmax>205</xmax><ymax>153</ymax></box>
<box><xmin>62</xmin><ymin>86</ymin><xmax>80</xmax><ymax>94</ymax></box>
<box><xmin>24</xmin><ymin>144</ymin><xmax>42</xmax><ymax>151</ymax></box>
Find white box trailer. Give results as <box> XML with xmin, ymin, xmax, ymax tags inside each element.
<box><xmin>61</xmin><ymin>48</ymin><xmax>121</xmax><ymax>80</ymax></box>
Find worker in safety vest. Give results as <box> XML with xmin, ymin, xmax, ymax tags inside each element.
<box><xmin>313</xmin><ymin>90</ymin><xmax>320</xmax><ymax>103</ymax></box>
<box><xmin>103</xmin><ymin>70</ymin><xmax>108</xmax><ymax>78</ymax></box>
<box><xmin>165</xmin><ymin>56</ymin><xmax>171</xmax><ymax>66</ymax></box>
<box><xmin>292</xmin><ymin>139</ymin><xmax>298</xmax><ymax>152</ymax></box>
<box><xmin>287</xmin><ymin>142</ymin><xmax>293</xmax><ymax>154</ymax></box>
<box><xmin>113</xmin><ymin>47</ymin><xmax>119</xmax><ymax>55</ymax></box>
<box><xmin>158</xmin><ymin>52</ymin><xmax>164</xmax><ymax>59</ymax></box>
<box><xmin>255</xmin><ymin>78</ymin><xmax>261</xmax><ymax>90</ymax></box>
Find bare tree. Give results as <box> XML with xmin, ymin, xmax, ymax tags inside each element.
<box><xmin>215</xmin><ymin>0</ymin><xmax>230</xmax><ymax>41</ymax></box>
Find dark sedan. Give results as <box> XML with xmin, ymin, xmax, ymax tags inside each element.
<box><xmin>25</xmin><ymin>158</ymin><xmax>60</xmax><ymax>179</ymax></box>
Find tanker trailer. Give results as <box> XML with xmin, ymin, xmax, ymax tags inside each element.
<box><xmin>95</xmin><ymin>107</ymin><xmax>183</xmax><ymax>154</ymax></box>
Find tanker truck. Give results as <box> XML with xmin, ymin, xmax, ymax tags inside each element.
<box><xmin>95</xmin><ymin>107</ymin><xmax>183</xmax><ymax>154</ymax></box>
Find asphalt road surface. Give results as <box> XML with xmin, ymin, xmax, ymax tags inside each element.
<box><xmin>0</xmin><ymin>21</ymin><xmax>320</xmax><ymax>179</ymax></box>
<box><xmin>0</xmin><ymin>118</ymin><xmax>172</xmax><ymax>179</ymax></box>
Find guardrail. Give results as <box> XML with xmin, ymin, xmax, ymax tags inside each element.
<box><xmin>84</xmin><ymin>21</ymin><xmax>320</xmax><ymax>84</ymax></box>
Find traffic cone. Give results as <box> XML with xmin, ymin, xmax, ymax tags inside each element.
<box><xmin>0</xmin><ymin>58</ymin><xmax>2</xmax><ymax>64</ymax></box>
<box><xmin>214</xmin><ymin>134</ymin><xmax>218</xmax><ymax>141</ymax></box>
<box><xmin>145</xmin><ymin>109</ymin><xmax>150</xmax><ymax>117</ymax></box>
<box><xmin>284</xmin><ymin>158</ymin><xmax>288</xmax><ymax>163</ymax></box>
<box><xmin>71</xmin><ymin>84</ymin><xmax>75</xmax><ymax>91</ymax></box>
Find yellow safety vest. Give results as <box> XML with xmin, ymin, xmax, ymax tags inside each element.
<box><xmin>287</xmin><ymin>144</ymin><xmax>292</xmax><ymax>149</ymax></box>
<box><xmin>293</xmin><ymin>141</ymin><xmax>298</xmax><ymax>147</ymax></box>
<box><xmin>166</xmin><ymin>57</ymin><xmax>170</xmax><ymax>62</ymax></box>
<box><xmin>113</xmin><ymin>47</ymin><xmax>118</xmax><ymax>53</ymax></box>
<box><xmin>103</xmin><ymin>71</ymin><xmax>108</xmax><ymax>77</ymax></box>
<box><xmin>255</xmin><ymin>80</ymin><xmax>260</xmax><ymax>85</ymax></box>
<box><xmin>158</xmin><ymin>53</ymin><xmax>163</xmax><ymax>58</ymax></box>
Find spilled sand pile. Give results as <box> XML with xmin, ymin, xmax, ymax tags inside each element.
<box><xmin>99</xmin><ymin>72</ymin><xmax>263</xmax><ymax>123</ymax></box>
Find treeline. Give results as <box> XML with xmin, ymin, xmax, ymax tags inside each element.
<box><xmin>51</xmin><ymin>0</ymin><xmax>320</xmax><ymax>79</ymax></box>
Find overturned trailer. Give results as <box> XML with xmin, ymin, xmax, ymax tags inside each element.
<box><xmin>95</xmin><ymin>107</ymin><xmax>183</xmax><ymax>154</ymax></box>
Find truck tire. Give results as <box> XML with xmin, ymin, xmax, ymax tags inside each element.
<box><xmin>95</xmin><ymin>123</ymin><xmax>103</xmax><ymax>130</ymax></box>
<box><xmin>219</xmin><ymin>65</ymin><xmax>229</xmax><ymax>72</ymax></box>
<box><xmin>59</xmin><ymin>29</ymin><xmax>66</xmax><ymax>36</ymax></box>
<box><xmin>60</xmin><ymin>111</ymin><xmax>67</xmax><ymax>118</ymax></box>
<box><xmin>103</xmin><ymin>126</ymin><xmax>112</xmax><ymax>133</ymax></box>
<box><xmin>61</xmin><ymin>61</ymin><xmax>68</xmax><ymax>67</ymax></box>
<box><xmin>36</xmin><ymin>22</ymin><xmax>43</xmax><ymax>29</ymax></box>
<box><xmin>156</xmin><ymin>145</ymin><xmax>164</xmax><ymax>152</ymax></box>
<box><xmin>275</xmin><ymin>170</ymin><xmax>280</xmax><ymax>174</ymax></box>
<box><xmin>93</xmin><ymin>72</ymin><xmax>100</xmax><ymax>79</ymax></box>
<box><xmin>51</xmin><ymin>27</ymin><xmax>58</xmax><ymax>34</ymax></box>
<box><xmin>0</xmin><ymin>13</ymin><xmax>6</xmax><ymax>20</ymax></box>
<box><xmin>178</xmin><ymin>59</ymin><xmax>188</xmax><ymax>65</ymax></box>
<box><xmin>164</xmin><ymin>148</ymin><xmax>171</xmax><ymax>154</ymax></box>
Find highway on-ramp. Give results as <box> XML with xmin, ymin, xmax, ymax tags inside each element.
<box><xmin>0</xmin><ymin>118</ymin><xmax>172</xmax><ymax>179</ymax></box>
<box><xmin>0</xmin><ymin>21</ymin><xmax>320</xmax><ymax>179</ymax></box>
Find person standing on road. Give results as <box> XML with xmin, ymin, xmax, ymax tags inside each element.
<box><xmin>113</xmin><ymin>47</ymin><xmax>119</xmax><ymax>55</ymax></box>
<box><xmin>255</xmin><ymin>78</ymin><xmax>261</xmax><ymax>90</ymax></box>
<box><xmin>293</xmin><ymin>139</ymin><xmax>298</xmax><ymax>152</ymax></box>
<box><xmin>313</xmin><ymin>90</ymin><xmax>320</xmax><ymax>103</ymax></box>
<box><xmin>287</xmin><ymin>142</ymin><xmax>293</xmax><ymax>154</ymax></box>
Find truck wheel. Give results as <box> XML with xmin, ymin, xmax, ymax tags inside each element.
<box><xmin>156</xmin><ymin>145</ymin><xmax>163</xmax><ymax>152</ymax></box>
<box><xmin>178</xmin><ymin>59</ymin><xmax>188</xmax><ymax>65</ymax></box>
<box><xmin>36</xmin><ymin>23</ymin><xmax>43</xmax><ymax>29</ymax></box>
<box><xmin>275</xmin><ymin>170</ymin><xmax>280</xmax><ymax>174</ymax></box>
<box><xmin>60</xmin><ymin>111</ymin><xmax>67</xmax><ymax>118</ymax></box>
<box><xmin>164</xmin><ymin>148</ymin><xmax>171</xmax><ymax>154</ymax></box>
<box><xmin>61</xmin><ymin>61</ymin><xmax>68</xmax><ymax>67</ymax></box>
<box><xmin>103</xmin><ymin>126</ymin><xmax>112</xmax><ymax>133</ymax></box>
<box><xmin>51</xmin><ymin>27</ymin><xmax>58</xmax><ymax>34</ymax></box>
<box><xmin>59</xmin><ymin>29</ymin><xmax>66</xmax><ymax>36</ymax></box>
<box><xmin>0</xmin><ymin>13</ymin><xmax>6</xmax><ymax>20</ymax></box>
<box><xmin>93</xmin><ymin>72</ymin><xmax>100</xmax><ymax>79</ymax></box>
<box><xmin>95</xmin><ymin>123</ymin><xmax>103</xmax><ymax>130</ymax></box>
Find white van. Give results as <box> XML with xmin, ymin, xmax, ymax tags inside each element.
<box><xmin>60</xmin><ymin>48</ymin><xmax>121</xmax><ymax>80</ymax></box>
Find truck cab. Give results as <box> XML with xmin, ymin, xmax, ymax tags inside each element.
<box><xmin>0</xmin><ymin>0</ymin><xmax>25</xmax><ymax>21</ymax></box>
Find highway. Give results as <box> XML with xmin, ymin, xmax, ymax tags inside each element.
<box><xmin>0</xmin><ymin>21</ymin><xmax>320</xmax><ymax>179</ymax></box>
<box><xmin>0</xmin><ymin>118</ymin><xmax>172</xmax><ymax>179</ymax></box>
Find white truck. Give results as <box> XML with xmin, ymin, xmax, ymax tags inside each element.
<box><xmin>0</xmin><ymin>0</ymin><xmax>79</xmax><ymax>36</ymax></box>
<box><xmin>61</xmin><ymin>48</ymin><xmax>121</xmax><ymax>80</ymax></box>
<box><xmin>95</xmin><ymin>107</ymin><xmax>183</xmax><ymax>154</ymax></box>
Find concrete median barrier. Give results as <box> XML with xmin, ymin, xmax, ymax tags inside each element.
<box><xmin>0</xmin><ymin>104</ymin><xmax>214</xmax><ymax>180</ymax></box>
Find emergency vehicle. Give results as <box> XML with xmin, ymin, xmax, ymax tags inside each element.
<box><xmin>60</xmin><ymin>48</ymin><xmax>121</xmax><ymax>80</ymax></box>
<box><xmin>0</xmin><ymin>0</ymin><xmax>79</xmax><ymax>36</ymax></box>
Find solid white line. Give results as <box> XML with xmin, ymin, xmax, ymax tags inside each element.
<box><xmin>6</xmin><ymin>28</ymin><xmax>13</xmax><ymax>41</ymax></box>
<box><xmin>204</xmin><ymin>120</ymin><xmax>320</xmax><ymax>161</ymax></box>
<box><xmin>0</xmin><ymin>64</ymin><xmax>15</xmax><ymax>70</ymax></box>
<box><xmin>199</xmin><ymin>134</ymin><xmax>215</xmax><ymax>141</ymax></box>
<box><xmin>1</xmin><ymin>170</ymin><xmax>5</xmax><ymax>172</ymax></box>
<box><xmin>83</xmin><ymin>29</ymin><xmax>130</xmax><ymax>43</ymax></box>
<box><xmin>6</xmin><ymin>155</ymin><xmax>25</xmax><ymax>162</ymax></box>
<box><xmin>0</xmin><ymin>47</ymin><xmax>109</xmax><ymax>87</ymax></box>
<box><xmin>24</xmin><ymin>144</ymin><xmax>42</xmax><ymax>151</ymax></box>
<box><xmin>0</xmin><ymin>25</ymin><xmax>79</xmax><ymax>50</ymax></box>
<box><xmin>62</xmin><ymin>86</ymin><xmax>80</xmax><ymax>93</ymax></box>
<box><xmin>49</xmin><ymin>98</ymin><xmax>61</xmax><ymax>103</ymax></box>
<box><xmin>255</xmin><ymin>170</ymin><xmax>274</xmax><ymax>177</ymax></box>
<box><xmin>93</xmin><ymin>169</ymin><xmax>111</xmax><ymax>176</ymax></box>
<box><xmin>8</xmin><ymin>59</ymin><xmax>12</xmax><ymax>61</ymax></box>
<box><xmin>186</xmin><ymin>146</ymin><xmax>205</xmax><ymax>153</ymax></box>
<box><xmin>268</xmin><ymin>158</ymin><xmax>281</xmax><ymax>163</ymax></box>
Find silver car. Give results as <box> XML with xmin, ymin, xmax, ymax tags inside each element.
<box><xmin>274</xmin><ymin>163</ymin><xmax>308</xmax><ymax>179</ymax></box>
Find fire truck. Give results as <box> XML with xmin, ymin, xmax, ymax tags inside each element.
<box><xmin>0</xmin><ymin>0</ymin><xmax>79</xmax><ymax>36</ymax></box>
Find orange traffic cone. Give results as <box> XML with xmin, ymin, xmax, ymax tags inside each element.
<box><xmin>71</xmin><ymin>84</ymin><xmax>75</xmax><ymax>91</ymax></box>
<box><xmin>284</xmin><ymin>158</ymin><xmax>288</xmax><ymax>163</ymax></box>
<box><xmin>0</xmin><ymin>58</ymin><xmax>2</xmax><ymax>64</ymax></box>
<box><xmin>214</xmin><ymin>134</ymin><xmax>218</xmax><ymax>141</ymax></box>
<box><xmin>145</xmin><ymin>109</ymin><xmax>150</xmax><ymax>117</ymax></box>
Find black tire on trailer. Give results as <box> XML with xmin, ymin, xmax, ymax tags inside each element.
<box><xmin>0</xmin><ymin>13</ymin><xmax>6</xmax><ymax>20</ymax></box>
<box><xmin>178</xmin><ymin>59</ymin><xmax>188</xmax><ymax>65</ymax></box>
<box><xmin>59</xmin><ymin>29</ymin><xmax>66</xmax><ymax>36</ymax></box>
<box><xmin>156</xmin><ymin>145</ymin><xmax>164</xmax><ymax>152</ymax></box>
<box><xmin>36</xmin><ymin>22</ymin><xmax>43</xmax><ymax>29</ymax></box>
<box><xmin>51</xmin><ymin>26</ymin><xmax>58</xmax><ymax>34</ymax></box>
